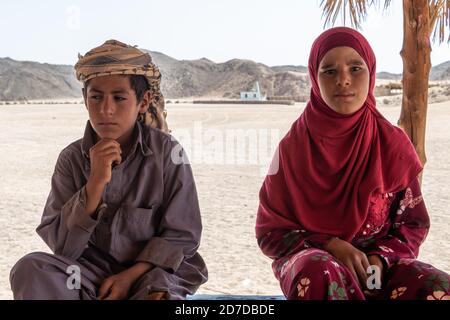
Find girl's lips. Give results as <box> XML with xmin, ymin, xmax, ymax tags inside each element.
<box><xmin>334</xmin><ymin>93</ymin><xmax>355</xmax><ymax>100</ymax></box>
<box><xmin>334</xmin><ymin>93</ymin><xmax>355</xmax><ymax>97</ymax></box>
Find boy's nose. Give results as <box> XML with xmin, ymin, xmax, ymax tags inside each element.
<box><xmin>100</xmin><ymin>97</ymin><xmax>115</xmax><ymax>115</ymax></box>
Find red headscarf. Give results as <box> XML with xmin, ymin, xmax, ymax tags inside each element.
<box><xmin>255</xmin><ymin>27</ymin><xmax>422</xmax><ymax>241</ymax></box>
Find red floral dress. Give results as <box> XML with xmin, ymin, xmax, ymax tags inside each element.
<box><xmin>257</xmin><ymin>178</ymin><xmax>450</xmax><ymax>300</ymax></box>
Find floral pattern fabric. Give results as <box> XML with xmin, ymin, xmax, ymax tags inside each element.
<box><xmin>258</xmin><ymin>178</ymin><xmax>450</xmax><ymax>300</ymax></box>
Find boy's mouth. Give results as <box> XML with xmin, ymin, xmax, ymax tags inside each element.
<box><xmin>98</xmin><ymin>122</ymin><xmax>118</xmax><ymax>126</ymax></box>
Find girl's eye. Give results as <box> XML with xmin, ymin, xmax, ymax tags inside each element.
<box><xmin>351</xmin><ymin>67</ymin><xmax>362</xmax><ymax>72</ymax></box>
<box><xmin>324</xmin><ymin>69</ymin><xmax>335</xmax><ymax>75</ymax></box>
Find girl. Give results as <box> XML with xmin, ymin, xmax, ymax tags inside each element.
<box><xmin>256</xmin><ymin>27</ymin><xmax>450</xmax><ymax>300</ymax></box>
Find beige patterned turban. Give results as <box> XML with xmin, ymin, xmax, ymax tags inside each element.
<box><xmin>74</xmin><ymin>39</ymin><xmax>168</xmax><ymax>133</ymax></box>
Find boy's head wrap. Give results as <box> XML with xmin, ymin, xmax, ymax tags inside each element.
<box><xmin>74</xmin><ymin>39</ymin><xmax>168</xmax><ymax>132</ymax></box>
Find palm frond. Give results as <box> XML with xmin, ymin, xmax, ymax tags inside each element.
<box><xmin>320</xmin><ymin>0</ymin><xmax>391</xmax><ymax>28</ymax></box>
<box><xmin>429</xmin><ymin>0</ymin><xmax>450</xmax><ymax>43</ymax></box>
<box><xmin>320</xmin><ymin>0</ymin><xmax>449</xmax><ymax>43</ymax></box>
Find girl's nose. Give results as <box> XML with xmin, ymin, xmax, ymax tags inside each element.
<box><xmin>337</xmin><ymin>71</ymin><xmax>351</xmax><ymax>87</ymax></box>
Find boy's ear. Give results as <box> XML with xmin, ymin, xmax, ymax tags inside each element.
<box><xmin>82</xmin><ymin>87</ymin><xmax>88</xmax><ymax>109</ymax></box>
<box><xmin>138</xmin><ymin>90</ymin><xmax>152</xmax><ymax>113</ymax></box>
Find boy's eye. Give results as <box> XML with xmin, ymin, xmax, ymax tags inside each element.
<box><xmin>114</xmin><ymin>96</ymin><xmax>126</xmax><ymax>101</ymax></box>
<box><xmin>90</xmin><ymin>95</ymin><xmax>102</xmax><ymax>100</ymax></box>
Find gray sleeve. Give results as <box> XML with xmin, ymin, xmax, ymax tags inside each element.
<box><xmin>135</xmin><ymin>138</ymin><xmax>203</xmax><ymax>273</ymax></box>
<box><xmin>36</xmin><ymin>151</ymin><xmax>106</xmax><ymax>260</ymax></box>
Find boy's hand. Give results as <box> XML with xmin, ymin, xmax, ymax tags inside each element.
<box><xmin>323</xmin><ymin>237</ymin><xmax>372</xmax><ymax>290</ymax></box>
<box><xmin>146</xmin><ymin>291</ymin><xmax>167</xmax><ymax>300</ymax></box>
<box><xmin>88</xmin><ymin>139</ymin><xmax>122</xmax><ymax>187</ymax></box>
<box><xmin>97</xmin><ymin>271</ymin><xmax>134</xmax><ymax>300</ymax></box>
<box><xmin>97</xmin><ymin>262</ymin><xmax>156</xmax><ymax>300</ymax></box>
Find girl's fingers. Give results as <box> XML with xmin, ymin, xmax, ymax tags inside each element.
<box><xmin>354</xmin><ymin>260</ymin><xmax>369</xmax><ymax>289</ymax></box>
<box><xmin>345</xmin><ymin>263</ymin><xmax>361</xmax><ymax>289</ymax></box>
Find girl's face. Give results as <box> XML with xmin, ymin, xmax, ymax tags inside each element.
<box><xmin>317</xmin><ymin>46</ymin><xmax>370</xmax><ymax>114</ymax></box>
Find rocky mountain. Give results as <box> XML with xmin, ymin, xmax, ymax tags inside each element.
<box><xmin>0</xmin><ymin>57</ymin><xmax>81</xmax><ymax>101</ymax></box>
<box><xmin>376</xmin><ymin>71</ymin><xmax>402</xmax><ymax>80</ymax></box>
<box><xmin>0</xmin><ymin>52</ymin><xmax>448</xmax><ymax>101</ymax></box>
<box><xmin>146</xmin><ymin>51</ymin><xmax>310</xmax><ymax>99</ymax></box>
<box><xmin>429</xmin><ymin>61</ymin><xmax>450</xmax><ymax>81</ymax></box>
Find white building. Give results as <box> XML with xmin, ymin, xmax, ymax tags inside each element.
<box><xmin>240</xmin><ymin>81</ymin><xmax>265</xmax><ymax>101</ymax></box>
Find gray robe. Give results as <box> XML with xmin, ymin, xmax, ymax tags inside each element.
<box><xmin>10</xmin><ymin>120</ymin><xmax>207</xmax><ymax>299</ymax></box>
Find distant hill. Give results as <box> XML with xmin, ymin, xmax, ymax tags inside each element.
<box><xmin>429</xmin><ymin>61</ymin><xmax>450</xmax><ymax>81</ymax></box>
<box><xmin>0</xmin><ymin>57</ymin><xmax>81</xmax><ymax>101</ymax></box>
<box><xmin>376</xmin><ymin>71</ymin><xmax>402</xmax><ymax>80</ymax></box>
<box><xmin>0</xmin><ymin>53</ymin><xmax>448</xmax><ymax>101</ymax></box>
<box><xmin>376</xmin><ymin>61</ymin><xmax>450</xmax><ymax>81</ymax></box>
<box><xmin>146</xmin><ymin>51</ymin><xmax>310</xmax><ymax>99</ymax></box>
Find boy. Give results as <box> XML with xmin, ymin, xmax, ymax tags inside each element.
<box><xmin>9</xmin><ymin>40</ymin><xmax>207</xmax><ymax>300</ymax></box>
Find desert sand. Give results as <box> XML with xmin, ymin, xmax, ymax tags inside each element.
<box><xmin>0</xmin><ymin>101</ymin><xmax>449</xmax><ymax>299</ymax></box>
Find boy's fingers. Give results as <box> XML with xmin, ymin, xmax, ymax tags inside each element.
<box><xmin>91</xmin><ymin>139</ymin><xmax>121</xmax><ymax>152</ymax></box>
<box><xmin>97</xmin><ymin>279</ymin><xmax>114</xmax><ymax>300</ymax></box>
<box><xmin>147</xmin><ymin>291</ymin><xmax>166</xmax><ymax>300</ymax></box>
<box><xmin>92</xmin><ymin>144</ymin><xmax>121</xmax><ymax>156</ymax></box>
<box><xmin>103</xmin><ymin>289</ymin><xmax>119</xmax><ymax>300</ymax></box>
<box><xmin>96</xmin><ymin>146</ymin><xmax>122</xmax><ymax>156</ymax></box>
<box><xmin>104</xmin><ymin>153</ymin><xmax>122</xmax><ymax>166</ymax></box>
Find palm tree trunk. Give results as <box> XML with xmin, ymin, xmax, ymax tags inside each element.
<box><xmin>398</xmin><ymin>0</ymin><xmax>431</xmax><ymax>184</ymax></box>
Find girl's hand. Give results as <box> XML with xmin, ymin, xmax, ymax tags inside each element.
<box><xmin>364</xmin><ymin>255</ymin><xmax>384</xmax><ymax>297</ymax></box>
<box><xmin>323</xmin><ymin>237</ymin><xmax>371</xmax><ymax>290</ymax></box>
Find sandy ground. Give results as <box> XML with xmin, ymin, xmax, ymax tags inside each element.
<box><xmin>0</xmin><ymin>101</ymin><xmax>449</xmax><ymax>299</ymax></box>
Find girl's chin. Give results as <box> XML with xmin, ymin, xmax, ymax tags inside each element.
<box><xmin>330</xmin><ymin>104</ymin><xmax>364</xmax><ymax>115</ymax></box>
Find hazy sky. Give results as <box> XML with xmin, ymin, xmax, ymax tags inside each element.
<box><xmin>0</xmin><ymin>0</ymin><xmax>448</xmax><ymax>73</ymax></box>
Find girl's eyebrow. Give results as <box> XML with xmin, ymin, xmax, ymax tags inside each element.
<box><xmin>320</xmin><ymin>63</ymin><xmax>335</xmax><ymax>69</ymax></box>
<box><xmin>348</xmin><ymin>59</ymin><xmax>364</xmax><ymax>66</ymax></box>
<box><xmin>320</xmin><ymin>60</ymin><xmax>365</xmax><ymax>70</ymax></box>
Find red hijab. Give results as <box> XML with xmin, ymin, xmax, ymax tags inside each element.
<box><xmin>255</xmin><ymin>27</ymin><xmax>422</xmax><ymax>241</ymax></box>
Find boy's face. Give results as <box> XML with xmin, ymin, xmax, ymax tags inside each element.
<box><xmin>84</xmin><ymin>75</ymin><xmax>149</xmax><ymax>145</ymax></box>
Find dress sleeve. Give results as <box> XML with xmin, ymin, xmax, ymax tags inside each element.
<box><xmin>256</xmin><ymin>145</ymin><xmax>334</xmax><ymax>260</ymax></box>
<box><xmin>363</xmin><ymin>178</ymin><xmax>430</xmax><ymax>268</ymax></box>
<box><xmin>257</xmin><ymin>228</ymin><xmax>335</xmax><ymax>260</ymax></box>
